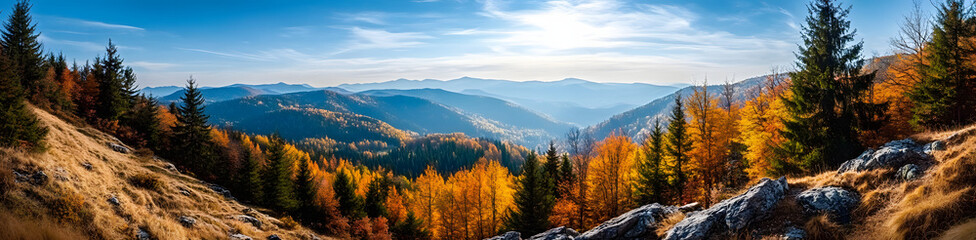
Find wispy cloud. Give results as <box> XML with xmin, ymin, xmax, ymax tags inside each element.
<box><xmin>334</xmin><ymin>27</ymin><xmax>433</xmax><ymax>54</ymax></box>
<box><xmin>281</xmin><ymin>26</ymin><xmax>312</xmax><ymax>38</ymax></box>
<box><xmin>59</xmin><ymin>17</ymin><xmax>144</xmax><ymax>31</ymax></box>
<box><xmin>176</xmin><ymin>48</ymin><xmax>274</xmax><ymax>61</ymax></box>
<box><xmin>129</xmin><ymin>61</ymin><xmax>178</xmax><ymax>71</ymax></box>
<box><xmin>38</xmin><ymin>34</ymin><xmax>103</xmax><ymax>51</ymax></box>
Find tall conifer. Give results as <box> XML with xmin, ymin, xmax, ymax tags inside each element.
<box><xmin>635</xmin><ymin>120</ymin><xmax>667</xmax><ymax>205</ymax></box>
<box><xmin>261</xmin><ymin>134</ymin><xmax>297</xmax><ymax>212</ymax></box>
<box><xmin>909</xmin><ymin>0</ymin><xmax>976</xmax><ymax>128</ymax></box>
<box><xmin>665</xmin><ymin>95</ymin><xmax>691</xmax><ymax>203</ymax></box>
<box><xmin>504</xmin><ymin>152</ymin><xmax>553</xmax><ymax>236</ymax></box>
<box><xmin>172</xmin><ymin>78</ymin><xmax>216</xmax><ymax>176</ymax></box>
<box><xmin>1</xmin><ymin>0</ymin><xmax>44</xmax><ymax>100</ymax></box>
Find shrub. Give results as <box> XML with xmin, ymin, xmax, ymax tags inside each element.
<box><xmin>280</xmin><ymin>216</ymin><xmax>299</xmax><ymax>230</ymax></box>
<box><xmin>49</xmin><ymin>189</ymin><xmax>87</xmax><ymax>223</ymax></box>
<box><xmin>130</xmin><ymin>173</ymin><xmax>163</xmax><ymax>191</ymax></box>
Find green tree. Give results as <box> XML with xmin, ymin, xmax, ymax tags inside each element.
<box><xmin>333</xmin><ymin>170</ymin><xmax>364</xmax><ymax>219</ymax></box>
<box><xmin>261</xmin><ymin>134</ymin><xmax>297</xmax><ymax>212</ymax></box>
<box><xmin>92</xmin><ymin>40</ymin><xmax>136</xmax><ymax>121</ymax></box>
<box><xmin>542</xmin><ymin>141</ymin><xmax>560</xmax><ymax>198</ymax></box>
<box><xmin>0</xmin><ymin>46</ymin><xmax>45</xmax><ymax>148</ymax></box>
<box><xmin>909</xmin><ymin>0</ymin><xmax>976</xmax><ymax>128</ymax></box>
<box><xmin>391</xmin><ymin>212</ymin><xmax>431</xmax><ymax>240</ymax></box>
<box><xmin>665</xmin><ymin>95</ymin><xmax>691</xmax><ymax>203</ymax></box>
<box><xmin>128</xmin><ymin>96</ymin><xmax>161</xmax><ymax>150</ymax></box>
<box><xmin>236</xmin><ymin>145</ymin><xmax>263</xmax><ymax>203</ymax></box>
<box><xmin>1</xmin><ymin>0</ymin><xmax>45</xmax><ymax>101</ymax></box>
<box><xmin>780</xmin><ymin>0</ymin><xmax>886</xmax><ymax>170</ymax></box>
<box><xmin>294</xmin><ymin>157</ymin><xmax>315</xmax><ymax>219</ymax></box>
<box><xmin>364</xmin><ymin>176</ymin><xmax>392</xmax><ymax>218</ymax></box>
<box><xmin>504</xmin><ymin>152</ymin><xmax>553</xmax><ymax>236</ymax></box>
<box><xmin>171</xmin><ymin>78</ymin><xmax>216</xmax><ymax>177</ymax></box>
<box><xmin>558</xmin><ymin>154</ymin><xmax>574</xmax><ymax>190</ymax></box>
<box><xmin>635</xmin><ymin>120</ymin><xmax>667</xmax><ymax>205</ymax></box>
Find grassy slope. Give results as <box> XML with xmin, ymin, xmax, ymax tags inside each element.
<box><xmin>0</xmin><ymin>106</ymin><xmax>329</xmax><ymax>240</ymax></box>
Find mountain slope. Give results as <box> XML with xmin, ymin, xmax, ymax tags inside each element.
<box><xmin>0</xmin><ymin>106</ymin><xmax>325</xmax><ymax>240</ymax></box>
<box><xmin>206</xmin><ymin>90</ymin><xmax>555</xmax><ymax>147</ymax></box>
<box><xmin>586</xmin><ymin>75</ymin><xmax>764</xmax><ymax>140</ymax></box>
<box><xmin>338</xmin><ymin>77</ymin><xmax>679</xmax><ymax>126</ymax></box>
<box><xmin>150</xmin><ymin>82</ymin><xmax>341</xmax><ymax>104</ymax></box>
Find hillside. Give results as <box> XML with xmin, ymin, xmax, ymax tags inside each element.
<box><xmin>586</xmin><ymin>75</ymin><xmax>764</xmax><ymax>140</ymax></box>
<box><xmin>207</xmin><ymin>90</ymin><xmax>557</xmax><ymax>147</ymax></box>
<box><xmin>0</xmin><ymin>106</ymin><xmax>325</xmax><ymax>240</ymax></box>
<box><xmin>338</xmin><ymin>77</ymin><xmax>679</xmax><ymax>126</ymax></box>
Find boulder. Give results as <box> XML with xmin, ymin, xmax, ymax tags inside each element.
<box><xmin>230</xmin><ymin>233</ymin><xmax>253</xmax><ymax>240</ymax></box>
<box><xmin>528</xmin><ymin>226</ymin><xmax>579</xmax><ymax>240</ymax></box>
<box><xmin>577</xmin><ymin>203</ymin><xmax>678</xmax><ymax>240</ymax></box>
<box><xmin>837</xmin><ymin>139</ymin><xmax>930</xmax><ymax>173</ymax></box>
<box><xmin>267</xmin><ymin>234</ymin><xmax>282</xmax><ymax>240</ymax></box>
<box><xmin>679</xmin><ymin>202</ymin><xmax>701</xmax><ymax>213</ymax></box>
<box><xmin>922</xmin><ymin>140</ymin><xmax>945</xmax><ymax>155</ymax></box>
<box><xmin>137</xmin><ymin>228</ymin><xmax>152</xmax><ymax>240</ymax></box>
<box><xmin>108</xmin><ymin>196</ymin><xmax>120</xmax><ymax>206</ymax></box>
<box><xmin>796</xmin><ymin>187</ymin><xmax>859</xmax><ymax>223</ymax></box>
<box><xmin>209</xmin><ymin>184</ymin><xmax>235</xmax><ymax>200</ymax></box>
<box><xmin>179</xmin><ymin>216</ymin><xmax>196</xmax><ymax>227</ymax></box>
<box><xmin>897</xmin><ymin>164</ymin><xmax>922</xmax><ymax>180</ymax></box>
<box><xmin>30</xmin><ymin>170</ymin><xmax>48</xmax><ymax>185</ymax></box>
<box><xmin>664</xmin><ymin>177</ymin><xmax>789</xmax><ymax>240</ymax></box>
<box><xmin>783</xmin><ymin>226</ymin><xmax>806</xmax><ymax>240</ymax></box>
<box><xmin>108</xmin><ymin>142</ymin><xmax>130</xmax><ymax>154</ymax></box>
<box><xmin>233</xmin><ymin>215</ymin><xmax>263</xmax><ymax>228</ymax></box>
<box><xmin>485</xmin><ymin>231</ymin><xmax>522</xmax><ymax>240</ymax></box>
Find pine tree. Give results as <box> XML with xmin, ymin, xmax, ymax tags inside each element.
<box><xmin>0</xmin><ymin>46</ymin><xmax>45</xmax><ymax>148</ymax></box>
<box><xmin>391</xmin><ymin>212</ymin><xmax>432</xmax><ymax>240</ymax></box>
<box><xmin>1</xmin><ymin>0</ymin><xmax>45</xmax><ymax>101</ymax></box>
<box><xmin>261</xmin><ymin>134</ymin><xmax>297</xmax><ymax>212</ymax></box>
<box><xmin>665</xmin><ymin>95</ymin><xmax>691</xmax><ymax>203</ymax></box>
<box><xmin>365</xmin><ymin>176</ymin><xmax>391</xmax><ymax>218</ymax></box>
<box><xmin>294</xmin><ymin>157</ymin><xmax>315</xmax><ymax>219</ymax></box>
<box><xmin>333</xmin><ymin>170</ymin><xmax>365</xmax><ymax>219</ymax></box>
<box><xmin>93</xmin><ymin>40</ymin><xmax>136</xmax><ymax>121</ymax></box>
<box><xmin>128</xmin><ymin>96</ymin><xmax>161</xmax><ymax>150</ymax></box>
<box><xmin>237</xmin><ymin>144</ymin><xmax>263</xmax><ymax>202</ymax></box>
<box><xmin>171</xmin><ymin>78</ymin><xmax>216</xmax><ymax>177</ymax></box>
<box><xmin>635</xmin><ymin>120</ymin><xmax>667</xmax><ymax>205</ymax></box>
<box><xmin>558</xmin><ymin>154</ymin><xmax>574</xmax><ymax>190</ymax></box>
<box><xmin>780</xmin><ymin>0</ymin><xmax>886</xmax><ymax>170</ymax></box>
<box><xmin>504</xmin><ymin>152</ymin><xmax>553</xmax><ymax>236</ymax></box>
<box><xmin>909</xmin><ymin>0</ymin><xmax>976</xmax><ymax>128</ymax></box>
<box><xmin>543</xmin><ymin>141</ymin><xmax>560</xmax><ymax>198</ymax></box>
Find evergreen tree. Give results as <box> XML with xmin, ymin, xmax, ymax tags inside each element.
<box><xmin>0</xmin><ymin>46</ymin><xmax>45</xmax><ymax>148</ymax></box>
<box><xmin>635</xmin><ymin>120</ymin><xmax>667</xmax><ymax>205</ymax></box>
<box><xmin>294</xmin><ymin>157</ymin><xmax>315</xmax><ymax>219</ymax></box>
<box><xmin>391</xmin><ymin>212</ymin><xmax>431</xmax><ymax>240</ymax></box>
<box><xmin>542</xmin><ymin>141</ymin><xmax>560</xmax><ymax>197</ymax></box>
<box><xmin>92</xmin><ymin>40</ymin><xmax>136</xmax><ymax>121</ymax></box>
<box><xmin>364</xmin><ymin>176</ymin><xmax>392</xmax><ymax>218</ymax></box>
<box><xmin>128</xmin><ymin>96</ymin><xmax>161</xmax><ymax>150</ymax></box>
<box><xmin>665</xmin><ymin>95</ymin><xmax>691</xmax><ymax>203</ymax></box>
<box><xmin>261</xmin><ymin>134</ymin><xmax>297</xmax><ymax>212</ymax></box>
<box><xmin>171</xmin><ymin>78</ymin><xmax>216</xmax><ymax>177</ymax></box>
<box><xmin>1</xmin><ymin>0</ymin><xmax>45</xmax><ymax>101</ymax></box>
<box><xmin>909</xmin><ymin>0</ymin><xmax>976</xmax><ymax>128</ymax></box>
<box><xmin>237</xmin><ymin>145</ymin><xmax>263</xmax><ymax>202</ymax></box>
<box><xmin>558</xmin><ymin>154</ymin><xmax>574</xmax><ymax>189</ymax></box>
<box><xmin>780</xmin><ymin>0</ymin><xmax>886</xmax><ymax>170</ymax></box>
<box><xmin>504</xmin><ymin>152</ymin><xmax>553</xmax><ymax>236</ymax></box>
<box><xmin>333</xmin><ymin>170</ymin><xmax>365</xmax><ymax>219</ymax></box>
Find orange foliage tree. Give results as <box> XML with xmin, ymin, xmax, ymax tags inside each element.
<box><xmin>586</xmin><ymin>132</ymin><xmax>637</xmax><ymax>224</ymax></box>
<box><xmin>738</xmin><ymin>72</ymin><xmax>790</xmax><ymax>178</ymax></box>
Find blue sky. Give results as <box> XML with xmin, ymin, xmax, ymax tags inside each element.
<box><xmin>8</xmin><ymin>0</ymin><xmax>931</xmax><ymax>87</ymax></box>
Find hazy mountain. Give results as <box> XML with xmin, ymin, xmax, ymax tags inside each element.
<box><xmin>139</xmin><ymin>86</ymin><xmax>182</xmax><ymax>97</ymax></box>
<box><xmin>586</xmin><ymin>75</ymin><xmax>766</xmax><ymax>141</ymax></box>
<box><xmin>337</xmin><ymin>77</ymin><xmax>679</xmax><ymax>126</ymax></box>
<box><xmin>152</xmin><ymin>82</ymin><xmax>342</xmax><ymax>103</ymax></box>
<box><xmin>206</xmin><ymin>90</ymin><xmax>560</xmax><ymax>147</ymax></box>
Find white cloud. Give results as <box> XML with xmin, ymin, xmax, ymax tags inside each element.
<box><xmin>129</xmin><ymin>61</ymin><xmax>178</xmax><ymax>71</ymax></box>
<box><xmin>60</xmin><ymin>17</ymin><xmax>144</xmax><ymax>31</ymax></box>
<box><xmin>38</xmin><ymin>34</ymin><xmax>103</xmax><ymax>51</ymax></box>
<box><xmin>334</xmin><ymin>27</ymin><xmax>433</xmax><ymax>54</ymax></box>
<box><xmin>176</xmin><ymin>48</ymin><xmax>274</xmax><ymax>61</ymax></box>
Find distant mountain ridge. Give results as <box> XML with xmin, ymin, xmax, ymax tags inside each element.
<box><xmin>338</xmin><ymin>77</ymin><xmax>679</xmax><ymax>126</ymax></box>
<box><xmin>141</xmin><ymin>82</ymin><xmax>350</xmax><ymax>103</ymax></box>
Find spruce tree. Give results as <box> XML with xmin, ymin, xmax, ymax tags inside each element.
<box><xmin>665</xmin><ymin>95</ymin><xmax>691</xmax><ymax>203</ymax></box>
<box><xmin>333</xmin><ymin>170</ymin><xmax>365</xmax><ymax>219</ymax></box>
<box><xmin>504</xmin><ymin>152</ymin><xmax>553</xmax><ymax>236</ymax></box>
<box><xmin>635</xmin><ymin>120</ymin><xmax>666</xmax><ymax>205</ymax></box>
<box><xmin>261</xmin><ymin>134</ymin><xmax>297</xmax><ymax>212</ymax></box>
<box><xmin>172</xmin><ymin>78</ymin><xmax>216</xmax><ymax>176</ymax></box>
<box><xmin>1</xmin><ymin>0</ymin><xmax>44</xmax><ymax>101</ymax></box>
<box><xmin>0</xmin><ymin>46</ymin><xmax>45</xmax><ymax>148</ymax></box>
<box><xmin>128</xmin><ymin>96</ymin><xmax>161</xmax><ymax>150</ymax></box>
<box><xmin>391</xmin><ymin>212</ymin><xmax>432</xmax><ymax>240</ymax></box>
<box><xmin>909</xmin><ymin>0</ymin><xmax>976</xmax><ymax>128</ymax></box>
<box><xmin>542</xmin><ymin>141</ymin><xmax>560</xmax><ymax>198</ymax></box>
<box><xmin>558</xmin><ymin>154</ymin><xmax>574</xmax><ymax>189</ymax></box>
<box><xmin>294</xmin><ymin>157</ymin><xmax>315</xmax><ymax>219</ymax></box>
<box><xmin>780</xmin><ymin>0</ymin><xmax>885</xmax><ymax>169</ymax></box>
<box><xmin>237</xmin><ymin>145</ymin><xmax>263</xmax><ymax>203</ymax></box>
<box><xmin>93</xmin><ymin>40</ymin><xmax>135</xmax><ymax>121</ymax></box>
<box><xmin>364</xmin><ymin>176</ymin><xmax>391</xmax><ymax>218</ymax></box>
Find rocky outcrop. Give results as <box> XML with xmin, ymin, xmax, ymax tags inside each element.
<box><xmin>664</xmin><ymin>177</ymin><xmax>789</xmax><ymax>240</ymax></box>
<box><xmin>838</xmin><ymin>139</ymin><xmax>933</xmax><ymax>173</ymax></box>
<box><xmin>528</xmin><ymin>226</ymin><xmax>579</xmax><ymax>240</ymax></box>
<box><xmin>179</xmin><ymin>216</ymin><xmax>196</xmax><ymax>227</ymax></box>
<box><xmin>232</xmin><ymin>215</ymin><xmax>262</xmax><ymax>228</ymax></box>
<box><xmin>266</xmin><ymin>234</ymin><xmax>282</xmax><ymax>240</ymax></box>
<box><xmin>796</xmin><ymin>187</ymin><xmax>859</xmax><ymax>223</ymax></box>
<box><xmin>136</xmin><ymin>228</ymin><xmax>152</xmax><ymax>240</ymax></box>
<box><xmin>783</xmin><ymin>226</ymin><xmax>806</xmax><ymax>240</ymax></box>
<box><xmin>897</xmin><ymin>164</ymin><xmax>922</xmax><ymax>180</ymax></box>
<box><xmin>230</xmin><ymin>233</ymin><xmax>253</xmax><ymax>240</ymax></box>
<box><xmin>678</xmin><ymin>202</ymin><xmax>701</xmax><ymax>213</ymax></box>
<box><xmin>577</xmin><ymin>203</ymin><xmax>678</xmax><ymax>240</ymax></box>
<box><xmin>486</xmin><ymin>231</ymin><xmax>521</xmax><ymax>240</ymax></box>
<box><xmin>107</xmin><ymin>142</ymin><xmax>130</xmax><ymax>154</ymax></box>
<box><xmin>209</xmin><ymin>184</ymin><xmax>235</xmax><ymax>199</ymax></box>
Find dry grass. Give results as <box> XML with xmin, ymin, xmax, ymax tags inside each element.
<box><xmin>938</xmin><ymin>218</ymin><xmax>976</xmax><ymax>240</ymax></box>
<box><xmin>656</xmin><ymin>211</ymin><xmax>685</xmax><ymax>237</ymax></box>
<box><xmin>0</xmin><ymin>106</ymin><xmax>329</xmax><ymax>240</ymax></box>
<box><xmin>804</xmin><ymin>215</ymin><xmax>843</xmax><ymax>240</ymax></box>
<box><xmin>0</xmin><ymin>211</ymin><xmax>87</xmax><ymax>240</ymax></box>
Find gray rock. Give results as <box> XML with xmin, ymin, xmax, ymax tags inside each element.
<box><xmin>577</xmin><ymin>203</ymin><xmax>678</xmax><ymax>240</ymax></box>
<box><xmin>165</xmin><ymin>163</ymin><xmax>179</xmax><ymax>173</ymax></box>
<box><xmin>137</xmin><ymin>228</ymin><xmax>152</xmax><ymax>240</ymax></box>
<box><xmin>230</xmin><ymin>233</ymin><xmax>253</xmax><ymax>240</ymax></box>
<box><xmin>179</xmin><ymin>216</ymin><xmax>196</xmax><ymax>227</ymax></box>
<box><xmin>108</xmin><ymin>142</ymin><xmax>130</xmax><ymax>154</ymax></box>
<box><xmin>178</xmin><ymin>187</ymin><xmax>191</xmax><ymax>196</ymax></box>
<box><xmin>233</xmin><ymin>215</ymin><xmax>263</xmax><ymax>228</ymax></box>
<box><xmin>31</xmin><ymin>170</ymin><xmax>48</xmax><ymax>185</ymax></box>
<box><xmin>922</xmin><ymin>141</ymin><xmax>945</xmax><ymax>155</ymax></box>
<box><xmin>664</xmin><ymin>177</ymin><xmax>789</xmax><ymax>240</ymax></box>
<box><xmin>267</xmin><ymin>234</ymin><xmax>282</xmax><ymax>240</ymax></box>
<box><xmin>108</xmin><ymin>196</ymin><xmax>120</xmax><ymax>206</ymax></box>
<box><xmin>529</xmin><ymin>226</ymin><xmax>579</xmax><ymax>240</ymax></box>
<box><xmin>897</xmin><ymin>164</ymin><xmax>922</xmax><ymax>180</ymax></box>
<box><xmin>796</xmin><ymin>187</ymin><xmax>859</xmax><ymax>223</ymax></box>
<box><xmin>837</xmin><ymin>139</ymin><xmax>931</xmax><ymax>173</ymax></box>
<box><xmin>81</xmin><ymin>162</ymin><xmax>93</xmax><ymax>170</ymax></box>
<box><xmin>783</xmin><ymin>226</ymin><xmax>805</xmax><ymax>240</ymax></box>
<box><xmin>486</xmin><ymin>231</ymin><xmax>522</xmax><ymax>240</ymax></box>
<box><xmin>679</xmin><ymin>202</ymin><xmax>701</xmax><ymax>213</ymax></box>
<box><xmin>209</xmin><ymin>184</ymin><xmax>235</xmax><ymax>200</ymax></box>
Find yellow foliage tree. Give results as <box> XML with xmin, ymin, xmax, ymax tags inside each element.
<box><xmin>686</xmin><ymin>83</ymin><xmax>727</xmax><ymax>207</ymax></box>
<box><xmin>586</xmin><ymin>133</ymin><xmax>637</xmax><ymax>223</ymax></box>
<box><xmin>738</xmin><ymin>73</ymin><xmax>790</xmax><ymax>178</ymax></box>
